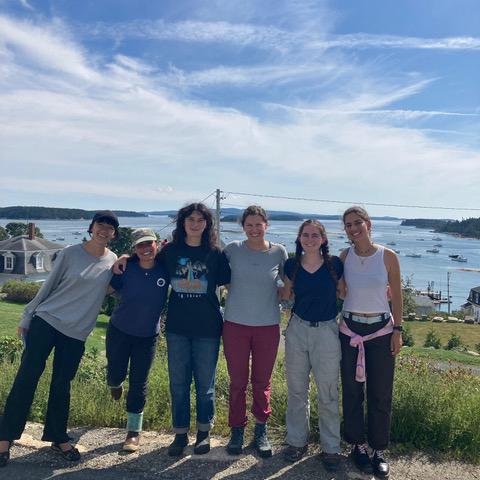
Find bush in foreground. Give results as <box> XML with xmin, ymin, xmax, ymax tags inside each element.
<box><xmin>2</xmin><ymin>280</ymin><xmax>41</xmax><ymax>303</ymax></box>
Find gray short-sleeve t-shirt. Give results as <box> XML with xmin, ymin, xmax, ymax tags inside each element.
<box><xmin>224</xmin><ymin>240</ymin><xmax>288</xmax><ymax>326</ymax></box>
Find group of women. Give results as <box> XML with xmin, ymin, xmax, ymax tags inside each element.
<box><xmin>0</xmin><ymin>203</ymin><xmax>402</xmax><ymax>478</ymax></box>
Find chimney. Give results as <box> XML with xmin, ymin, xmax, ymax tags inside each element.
<box><xmin>28</xmin><ymin>223</ymin><xmax>35</xmax><ymax>240</ymax></box>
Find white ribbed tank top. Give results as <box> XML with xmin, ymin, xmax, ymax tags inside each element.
<box><xmin>343</xmin><ymin>245</ymin><xmax>391</xmax><ymax>314</ymax></box>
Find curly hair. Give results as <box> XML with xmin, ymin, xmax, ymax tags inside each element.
<box><xmin>172</xmin><ymin>202</ymin><xmax>217</xmax><ymax>250</ymax></box>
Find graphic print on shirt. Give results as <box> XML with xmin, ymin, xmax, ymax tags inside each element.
<box><xmin>171</xmin><ymin>256</ymin><xmax>208</xmax><ymax>298</ymax></box>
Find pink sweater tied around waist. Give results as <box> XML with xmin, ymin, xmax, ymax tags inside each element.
<box><xmin>339</xmin><ymin>318</ymin><xmax>393</xmax><ymax>382</ymax></box>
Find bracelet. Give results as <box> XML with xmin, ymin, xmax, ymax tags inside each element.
<box><xmin>392</xmin><ymin>325</ymin><xmax>403</xmax><ymax>332</ymax></box>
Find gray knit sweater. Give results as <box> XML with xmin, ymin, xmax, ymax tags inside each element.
<box><xmin>20</xmin><ymin>243</ymin><xmax>117</xmax><ymax>341</ymax></box>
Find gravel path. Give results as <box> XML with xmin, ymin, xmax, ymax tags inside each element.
<box><xmin>3</xmin><ymin>422</ymin><xmax>479</xmax><ymax>480</ymax></box>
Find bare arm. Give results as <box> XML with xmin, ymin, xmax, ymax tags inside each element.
<box><xmin>385</xmin><ymin>249</ymin><xmax>403</xmax><ymax>355</ymax></box>
<box><xmin>281</xmin><ymin>274</ymin><xmax>294</xmax><ymax>301</ymax></box>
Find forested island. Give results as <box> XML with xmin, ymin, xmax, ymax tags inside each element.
<box><xmin>0</xmin><ymin>206</ymin><xmax>146</xmax><ymax>220</ymax></box>
<box><xmin>401</xmin><ymin>217</ymin><xmax>480</xmax><ymax>239</ymax></box>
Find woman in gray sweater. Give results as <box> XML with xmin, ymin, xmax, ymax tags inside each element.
<box><xmin>0</xmin><ymin>211</ymin><xmax>118</xmax><ymax>467</ymax></box>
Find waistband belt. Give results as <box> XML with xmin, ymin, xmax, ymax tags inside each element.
<box><xmin>292</xmin><ymin>313</ymin><xmax>336</xmax><ymax>328</ymax></box>
<box><xmin>343</xmin><ymin>312</ymin><xmax>390</xmax><ymax>324</ymax></box>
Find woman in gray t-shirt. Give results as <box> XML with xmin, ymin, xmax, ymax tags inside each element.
<box><xmin>0</xmin><ymin>211</ymin><xmax>118</xmax><ymax>467</ymax></box>
<box><xmin>223</xmin><ymin>205</ymin><xmax>287</xmax><ymax>458</ymax></box>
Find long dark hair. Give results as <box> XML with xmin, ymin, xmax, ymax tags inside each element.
<box><xmin>291</xmin><ymin>219</ymin><xmax>338</xmax><ymax>287</ymax></box>
<box><xmin>172</xmin><ymin>202</ymin><xmax>217</xmax><ymax>250</ymax></box>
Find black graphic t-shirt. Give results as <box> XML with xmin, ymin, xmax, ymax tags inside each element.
<box><xmin>159</xmin><ymin>242</ymin><xmax>231</xmax><ymax>338</ymax></box>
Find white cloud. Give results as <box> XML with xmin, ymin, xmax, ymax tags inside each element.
<box><xmin>312</xmin><ymin>33</ymin><xmax>480</xmax><ymax>51</ymax></box>
<box><xmin>80</xmin><ymin>20</ymin><xmax>480</xmax><ymax>52</ymax></box>
<box><xmin>0</xmin><ymin>14</ymin><xmax>479</xmax><ymax>215</ymax></box>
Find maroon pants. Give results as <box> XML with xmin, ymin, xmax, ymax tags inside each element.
<box><xmin>223</xmin><ymin>320</ymin><xmax>280</xmax><ymax>428</ymax></box>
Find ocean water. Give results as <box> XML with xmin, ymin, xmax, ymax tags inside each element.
<box><xmin>1</xmin><ymin>217</ymin><xmax>479</xmax><ymax>311</ymax></box>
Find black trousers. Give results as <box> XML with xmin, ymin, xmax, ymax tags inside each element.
<box><xmin>340</xmin><ymin>319</ymin><xmax>395</xmax><ymax>450</ymax></box>
<box><xmin>0</xmin><ymin>316</ymin><xmax>85</xmax><ymax>444</ymax></box>
<box><xmin>105</xmin><ymin>323</ymin><xmax>157</xmax><ymax>414</ymax></box>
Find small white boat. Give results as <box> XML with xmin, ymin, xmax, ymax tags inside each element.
<box><xmin>426</xmin><ymin>248</ymin><xmax>439</xmax><ymax>253</ymax></box>
<box><xmin>432</xmin><ymin>236</ymin><xmax>442</xmax><ymax>241</ymax></box>
<box><xmin>451</xmin><ymin>255</ymin><xmax>467</xmax><ymax>263</ymax></box>
<box><xmin>416</xmin><ymin>238</ymin><xmax>425</xmax><ymax>241</ymax></box>
<box><xmin>406</xmin><ymin>253</ymin><xmax>422</xmax><ymax>258</ymax></box>
<box><xmin>387</xmin><ymin>241</ymin><xmax>396</xmax><ymax>246</ymax></box>
<box><xmin>433</xmin><ymin>244</ymin><xmax>442</xmax><ymax>247</ymax></box>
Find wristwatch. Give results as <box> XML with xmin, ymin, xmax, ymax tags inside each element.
<box><xmin>393</xmin><ymin>325</ymin><xmax>403</xmax><ymax>332</ymax></box>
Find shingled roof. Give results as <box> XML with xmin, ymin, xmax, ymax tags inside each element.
<box><xmin>0</xmin><ymin>236</ymin><xmax>64</xmax><ymax>251</ymax></box>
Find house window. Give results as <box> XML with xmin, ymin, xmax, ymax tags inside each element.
<box><xmin>4</xmin><ymin>255</ymin><xmax>14</xmax><ymax>271</ymax></box>
<box><xmin>33</xmin><ymin>253</ymin><xmax>44</xmax><ymax>271</ymax></box>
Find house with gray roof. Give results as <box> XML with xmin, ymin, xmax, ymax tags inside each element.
<box><xmin>467</xmin><ymin>286</ymin><xmax>480</xmax><ymax>323</ymax></box>
<box><xmin>0</xmin><ymin>223</ymin><xmax>64</xmax><ymax>282</ymax></box>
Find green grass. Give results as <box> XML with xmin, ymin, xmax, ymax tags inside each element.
<box><xmin>0</xmin><ymin>300</ymin><xmax>109</xmax><ymax>352</ymax></box>
<box><xmin>402</xmin><ymin>346</ymin><xmax>480</xmax><ymax>367</ymax></box>
<box><xmin>1</xmin><ymin>343</ymin><xmax>479</xmax><ymax>463</ymax></box>
<box><xmin>404</xmin><ymin>320</ymin><xmax>480</xmax><ymax>350</ymax></box>
<box><xmin>1</xmin><ymin>300</ymin><xmax>480</xmax><ymax>462</ymax></box>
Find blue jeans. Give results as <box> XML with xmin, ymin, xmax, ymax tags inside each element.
<box><xmin>166</xmin><ymin>332</ymin><xmax>220</xmax><ymax>433</ymax></box>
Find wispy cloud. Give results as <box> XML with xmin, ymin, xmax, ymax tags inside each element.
<box><xmin>313</xmin><ymin>33</ymin><xmax>480</xmax><ymax>51</ymax></box>
<box><xmin>18</xmin><ymin>0</ymin><xmax>34</xmax><ymax>11</ymax></box>
<box><xmin>1</xmin><ymin>13</ymin><xmax>479</xmax><ymax>214</ymax></box>
<box><xmin>79</xmin><ymin>19</ymin><xmax>480</xmax><ymax>52</ymax></box>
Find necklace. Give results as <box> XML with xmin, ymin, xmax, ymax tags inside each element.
<box><xmin>354</xmin><ymin>244</ymin><xmax>375</xmax><ymax>265</ymax></box>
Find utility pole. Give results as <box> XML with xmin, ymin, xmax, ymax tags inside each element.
<box><xmin>447</xmin><ymin>271</ymin><xmax>451</xmax><ymax>315</ymax></box>
<box><xmin>215</xmin><ymin>189</ymin><xmax>221</xmax><ymax>248</ymax></box>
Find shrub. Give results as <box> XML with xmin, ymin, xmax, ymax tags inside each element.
<box><xmin>0</xmin><ymin>335</ymin><xmax>23</xmax><ymax>363</ymax></box>
<box><xmin>475</xmin><ymin>343</ymin><xmax>480</xmax><ymax>354</ymax></box>
<box><xmin>424</xmin><ymin>328</ymin><xmax>442</xmax><ymax>349</ymax></box>
<box><xmin>2</xmin><ymin>280</ymin><xmax>41</xmax><ymax>303</ymax></box>
<box><xmin>446</xmin><ymin>332</ymin><xmax>464</xmax><ymax>351</ymax></box>
<box><xmin>402</xmin><ymin>324</ymin><xmax>415</xmax><ymax>347</ymax></box>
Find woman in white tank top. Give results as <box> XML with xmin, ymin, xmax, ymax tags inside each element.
<box><xmin>339</xmin><ymin>206</ymin><xmax>403</xmax><ymax>479</ymax></box>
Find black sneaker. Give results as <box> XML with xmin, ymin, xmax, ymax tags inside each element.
<box><xmin>372</xmin><ymin>450</ymin><xmax>390</xmax><ymax>478</ymax></box>
<box><xmin>254</xmin><ymin>423</ymin><xmax>272</xmax><ymax>458</ymax></box>
<box><xmin>350</xmin><ymin>444</ymin><xmax>372</xmax><ymax>474</ymax></box>
<box><xmin>283</xmin><ymin>445</ymin><xmax>307</xmax><ymax>463</ymax></box>
<box><xmin>320</xmin><ymin>452</ymin><xmax>341</xmax><ymax>472</ymax></box>
<box><xmin>168</xmin><ymin>433</ymin><xmax>188</xmax><ymax>456</ymax></box>
<box><xmin>193</xmin><ymin>431</ymin><xmax>210</xmax><ymax>455</ymax></box>
<box><xmin>226</xmin><ymin>427</ymin><xmax>244</xmax><ymax>455</ymax></box>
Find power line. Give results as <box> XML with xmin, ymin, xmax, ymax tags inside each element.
<box><xmin>223</xmin><ymin>191</ymin><xmax>480</xmax><ymax>212</ymax></box>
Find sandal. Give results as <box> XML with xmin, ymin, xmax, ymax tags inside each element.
<box><xmin>51</xmin><ymin>443</ymin><xmax>81</xmax><ymax>462</ymax></box>
<box><xmin>0</xmin><ymin>441</ymin><xmax>13</xmax><ymax>468</ymax></box>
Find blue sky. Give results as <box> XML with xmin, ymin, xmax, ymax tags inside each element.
<box><xmin>0</xmin><ymin>0</ymin><xmax>479</xmax><ymax>218</ymax></box>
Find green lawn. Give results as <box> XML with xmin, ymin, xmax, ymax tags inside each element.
<box><xmin>0</xmin><ymin>300</ymin><xmax>109</xmax><ymax>352</ymax></box>
<box><xmin>404</xmin><ymin>320</ymin><xmax>480</xmax><ymax>350</ymax></box>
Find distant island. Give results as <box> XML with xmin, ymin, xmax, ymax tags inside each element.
<box><xmin>401</xmin><ymin>218</ymin><xmax>480</xmax><ymax>239</ymax></box>
<box><xmin>0</xmin><ymin>206</ymin><xmax>146</xmax><ymax>220</ymax></box>
<box><xmin>1</xmin><ymin>205</ymin><xmax>402</xmax><ymax>222</ymax></box>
